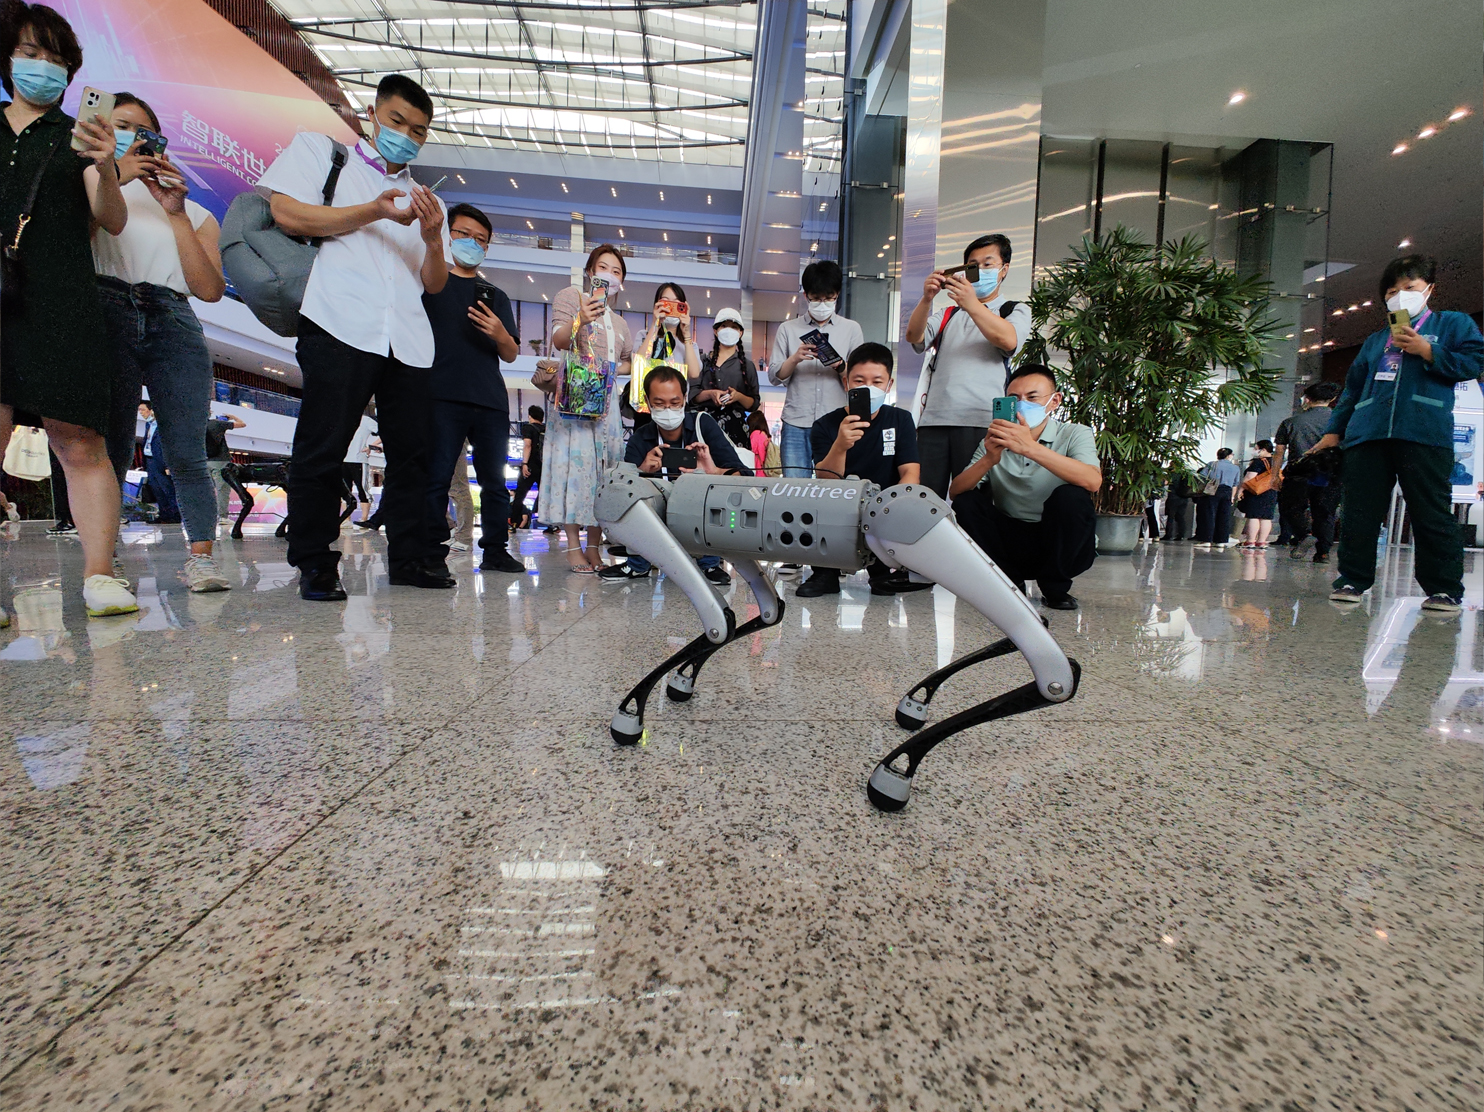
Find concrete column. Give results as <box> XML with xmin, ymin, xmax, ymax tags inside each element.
<box><xmin>569</xmin><ymin>212</ymin><xmax>584</xmax><ymax>287</ymax></box>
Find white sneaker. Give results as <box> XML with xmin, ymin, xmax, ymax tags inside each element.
<box><xmin>448</xmin><ymin>540</ymin><xmax>470</xmax><ymax>552</ymax></box>
<box><xmin>184</xmin><ymin>553</ymin><xmax>232</xmax><ymax>593</ymax></box>
<box><xmin>83</xmin><ymin>575</ymin><xmax>139</xmax><ymax>617</ymax></box>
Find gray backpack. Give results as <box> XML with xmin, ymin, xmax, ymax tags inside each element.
<box><xmin>220</xmin><ymin>139</ymin><xmax>347</xmax><ymax>337</ymax></box>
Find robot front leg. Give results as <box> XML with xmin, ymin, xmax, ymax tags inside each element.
<box><xmin>666</xmin><ymin>559</ymin><xmax>784</xmax><ymax>702</ymax></box>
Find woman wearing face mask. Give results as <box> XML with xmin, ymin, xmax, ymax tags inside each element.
<box><xmin>95</xmin><ymin>92</ymin><xmax>231</xmax><ymax>593</ymax></box>
<box><xmin>0</xmin><ymin>2</ymin><xmax>138</xmax><ymax>617</ymax></box>
<box><xmin>689</xmin><ymin>307</ymin><xmax>758</xmax><ymax>451</ymax></box>
<box><xmin>1236</xmin><ymin>440</ymin><xmax>1277</xmax><ymax>549</ymax></box>
<box><xmin>1315</xmin><ymin>254</ymin><xmax>1483</xmax><ymax>611</ymax></box>
<box><xmin>544</xmin><ymin>244</ymin><xmax>633</xmax><ymax>572</ymax></box>
<box><xmin>641</xmin><ymin>281</ymin><xmax>701</xmax><ymax>381</ymax></box>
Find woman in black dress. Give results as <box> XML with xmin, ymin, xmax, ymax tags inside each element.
<box><xmin>1238</xmin><ymin>439</ymin><xmax>1279</xmax><ymax>549</ymax></box>
<box><xmin>0</xmin><ymin>2</ymin><xmax>136</xmax><ymax>616</ymax></box>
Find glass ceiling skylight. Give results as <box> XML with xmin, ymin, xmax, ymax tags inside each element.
<box><xmin>273</xmin><ymin>0</ymin><xmax>760</xmax><ymax>164</ymax></box>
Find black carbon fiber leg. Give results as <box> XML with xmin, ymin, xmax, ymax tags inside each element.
<box><xmin>225</xmin><ymin>466</ymin><xmax>253</xmax><ymax>540</ymax></box>
<box><xmin>666</xmin><ymin>599</ymin><xmax>786</xmax><ymax>702</ymax></box>
<box><xmin>868</xmin><ymin>659</ymin><xmax>1081</xmax><ymax>812</ymax></box>
<box><xmin>895</xmin><ymin>636</ymin><xmax>1019</xmax><ymax>728</ymax></box>
<box><xmin>611</xmin><ymin>608</ymin><xmax>736</xmax><ymax>745</ymax></box>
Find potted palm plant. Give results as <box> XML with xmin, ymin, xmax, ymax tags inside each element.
<box><xmin>1020</xmin><ymin>226</ymin><xmax>1283</xmax><ymax>552</ymax></box>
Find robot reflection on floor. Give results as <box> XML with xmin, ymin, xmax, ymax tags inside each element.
<box><xmin>595</xmin><ymin>464</ymin><xmax>1082</xmax><ymax>812</ymax></box>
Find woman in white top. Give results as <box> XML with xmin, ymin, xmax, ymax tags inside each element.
<box><xmin>94</xmin><ymin>92</ymin><xmax>231</xmax><ymax>592</ymax></box>
<box><xmin>541</xmin><ymin>243</ymin><xmax>633</xmax><ymax>572</ymax></box>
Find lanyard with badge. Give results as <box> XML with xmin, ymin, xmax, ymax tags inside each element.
<box><xmin>1376</xmin><ymin>308</ymin><xmax>1431</xmax><ymax>382</ymax></box>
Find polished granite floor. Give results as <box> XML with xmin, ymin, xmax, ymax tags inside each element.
<box><xmin>1</xmin><ymin>519</ymin><xmax>1480</xmax><ymax>1110</ymax></box>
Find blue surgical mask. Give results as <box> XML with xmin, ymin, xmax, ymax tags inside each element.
<box><xmin>1015</xmin><ymin>399</ymin><xmax>1048</xmax><ymax>426</ymax></box>
<box><xmin>373</xmin><ymin>117</ymin><xmax>422</xmax><ymax>166</ymax></box>
<box><xmin>865</xmin><ymin>385</ymin><xmax>888</xmax><ymax>414</ymax></box>
<box><xmin>972</xmin><ymin>269</ymin><xmax>1000</xmax><ymax>301</ymax></box>
<box><xmin>113</xmin><ymin>128</ymin><xmax>137</xmax><ymax>161</ymax></box>
<box><xmin>450</xmin><ymin>237</ymin><xmax>486</xmax><ymax>268</ymax></box>
<box><xmin>11</xmin><ymin>57</ymin><xmax>68</xmax><ymax>106</ymax></box>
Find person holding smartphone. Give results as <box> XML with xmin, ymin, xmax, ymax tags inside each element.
<box><xmin>598</xmin><ymin>365</ymin><xmax>746</xmax><ymax>584</ymax></box>
<box><xmin>0</xmin><ymin>3</ymin><xmax>138</xmax><ymax>616</ymax></box>
<box><xmin>688</xmin><ymin>307</ymin><xmax>758</xmax><ymax>450</ymax></box>
<box><xmin>641</xmin><ymin>281</ymin><xmax>701</xmax><ymax>380</ymax></box>
<box><xmin>95</xmin><ymin>92</ymin><xmax>232</xmax><ymax>593</ymax></box>
<box><xmin>1314</xmin><ymin>254</ymin><xmax>1483</xmax><ymax>611</ymax></box>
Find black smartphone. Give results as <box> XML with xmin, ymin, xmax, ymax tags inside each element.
<box><xmin>992</xmin><ymin>396</ymin><xmax>1018</xmax><ymax>423</ymax></box>
<box><xmin>802</xmin><ymin>328</ymin><xmax>843</xmax><ymax>368</ymax></box>
<box><xmin>474</xmin><ymin>282</ymin><xmax>500</xmax><ymax>310</ymax></box>
<box><xmin>661</xmin><ymin>446</ymin><xmax>697</xmax><ymax>473</ymax></box>
<box><xmin>942</xmin><ymin>263</ymin><xmax>980</xmax><ymax>283</ymax></box>
<box><xmin>847</xmin><ymin>387</ymin><xmax>873</xmax><ymax>421</ymax></box>
<box><xmin>135</xmin><ymin>127</ymin><xmax>168</xmax><ymax>157</ymax></box>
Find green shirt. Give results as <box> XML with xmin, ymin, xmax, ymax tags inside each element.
<box><xmin>966</xmin><ymin>417</ymin><xmax>1099</xmax><ymax>522</ymax></box>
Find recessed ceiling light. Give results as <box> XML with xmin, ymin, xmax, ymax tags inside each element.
<box><xmin>706</xmin><ymin>194</ymin><xmax>712</xmax><ymax>204</ymax></box>
<box><xmin>1332</xmin><ymin>310</ymin><xmax>1343</xmax><ymax>316</ymax></box>
<box><xmin>658</xmin><ymin>190</ymin><xmax>665</xmax><ymax>201</ymax></box>
<box><xmin>525</xmin><ymin>219</ymin><xmax>534</xmax><ymax>229</ymax></box>
<box><xmin>662</xmin><ymin>232</ymin><xmax>668</xmax><ymax>241</ymax></box>
<box><xmin>1228</xmin><ymin>91</ymin><xmax>1246</xmax><ymax>105</ymax></box>
<box><xmin>1303</xmin><ymin>327</ymin><xmax>1315</xmax><ymax>333</ymax></box>
<box><xmin>1392</xmin><ymin>143</ymin><xmax>1408</xmax><ymax>155</ymax></box>
<box><xmin>618</xmin><ymin>228</ymin><xmax>625</xmax><ymax>238</ymax></box>
<box><xmin>1348</xmin><ymin>304</ymin><xmax>1359</xmax><ymax>312</ymax></box>
<box><xmin>509</xmin><ymin>177</ymin><xmax>518</xmax><ymax>189</ymax></box>
<box><xmin>1398</xmin><ymin>238</ymin><xmax>1411</xmax><ymax>248</ymax></box>
<box><xmin>1448</xmin><ymin>107</ymin><xmax>1469</xmax><ymax>121</ymax></box>
<box><xmin>561</xmin><ymin>182</ymin><xmax>569</xmax><ymax>193</ymax></box>
<box><xmin>1417</xmin><ymin>126</ymin><xmax>1436</xmax><ymax>139</ymax></box>
<box><xmin>1361</xmin><ymin>300</ymin><xmax>1372</xmax><ymax>307</ymax></box>
<box><xmin>610</xmin><ymin>186</ymin><xmax>618</xmax><ymax>197</ymax></box>
<box><xmin>1323</xmin><ymin>340</ymin><xmax>1334</xmax><ymax>346</ymax></box>
<box><xmin>456</xmin><ymin>174</ymin><xmax>465</xmax><ymax>184</ymax></box>
<box><xmin>526</xmin><ymin>275</ymin><xmax>534</xmax><ymax>282</ymax></box>
<box><xmin>706</xmin><ymin>235</ymin><xmax>712</xmax><ymax>244</ymax></box>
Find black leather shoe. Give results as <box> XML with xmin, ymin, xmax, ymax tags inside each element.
<box><xmin>389</xmin><ymin>565</ymin><xmax>456</xmax><ymax>589</ymax></box>
<box><xmin>1043</xmin><ymin>594</ymin><xmax>1079</xmax><ymax>610</ymax></box>
<box><xmin>480</xmin><ymin>551</ymin><xmax>525</xmax><ymax>573</ymax></box>
<box><xmin>703</xmin><ymin>565</ymin><xmax>731</xmax><ymax>586</ymax></box>
<box><xmin>796</xmin><ymin>572</ymin><xmax>840</xmax><ymax>598</ymax></box>
<box><xmin>299</xmin><ymin>568</ymin><xmax>347</xmax><ymax>601</ymax></box>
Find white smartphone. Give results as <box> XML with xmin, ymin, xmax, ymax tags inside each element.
<box><xmin>72</xmin><ymin>87</ymin><xmax>116</xmax><ymax>152</ymax></box>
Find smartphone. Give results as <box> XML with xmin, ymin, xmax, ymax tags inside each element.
<box><xmin>426</xmin><ymin>174</ymin><xmax>447</xmax><ymax>193</ymax></box>
<box><xmin>655</xmin><ymin>298</ymin><xmax>688</xmax><ymax>319</ymax></box>
<box><xmin>847</xmin><ymin>387</ymin><xmax>873</xmax><ymax>422</ymax></box>
<box><xmin>1386</xmin><ymin>309</ymin><xmax>1410</xmax><ymax>337</ymax></box>
<box><xmin>72</xmin><ymin>87</ymin><xmax>116</xmax><ymax>152</ymax></box>
<box><xmin>661</xmin><ymin>446</ymin><xmax>697</xmax><ymax>473</ymax></box>
<box><xmin>802</xmin><ymin>329</ymin><xmax>843</xmax><ymax>368</ymax></box>
<box><xmin>992</xmin><ymin>396</ymin><xmax>1018</xmax><ymax>423</ymax></box>
<box><xmin>134</xmin><ymin>127</ymin><xmax>168</xmax><ymax>157</ymax></box>
<box><xmin>474</xmin><ymin>282</ymin><xmax>501</xmax><ymax>310</ymax></box>
<box><xmin>942</xmin><ymin>263</ymin><xmax>981</xmax><ymax>283</ymax></box>
<box><xmin>584</xmin><ymin>273</ymin><xmax>611</xmax><ymax>304</ymax></box>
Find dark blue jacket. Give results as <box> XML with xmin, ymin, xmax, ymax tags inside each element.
<box><xmin>1327</xmin><ymin>310</ymin><xmax>1483</xmax><ymax>450</ymax></box>
<box><xmin>623</xmin><ymin>411</ymin><xmax>752</xmax><ymax>475</ymax></box>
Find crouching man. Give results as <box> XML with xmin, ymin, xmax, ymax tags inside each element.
<box><xmin>948</xmin><ymin>364</ymin><xmax>1101</xmax><ymax>610</ymax></box>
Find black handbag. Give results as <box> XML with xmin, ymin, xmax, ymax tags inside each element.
<box><xmin>1</xmin><ymin>131</ymin><xmax>66</xmax><ymax>313</ymax></box>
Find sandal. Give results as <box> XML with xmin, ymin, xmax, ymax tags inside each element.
<box><xmin>566</xmin><ymin>554</ymin><xmax>596</xmax><ymax>574</ymax></box>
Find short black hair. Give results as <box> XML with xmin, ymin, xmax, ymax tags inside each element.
<box><xmin>654</xmin><ymin>281</ymin><xmax>687</xmax><ymax>305</ymax></box>
<box><xmin>1378</xmin><ymin>254</ymin><xmax>1436</xmax><ymax>301</ymax></box>
<box><xmin>643</xmin><ymin>364</ymin><xmax>687</xmax><ymax>397</ymax></box>
<box><xmin>1006</xmin><ymin>363</ymin><xmax>1056</xmax><ymax>392</ymax></box>
<box><xmin>845</xmin><ymin>341</ymin><xmax>894</xmax><ymax>377</ymax></box>
<box><xmin>527</xmin><ymin>405</ymin><xmax>544</xmax><ymax>421</ymax></box>
<box><xmin>1216</xmin><ymin>447</ymin><xmax>1234</xmax><ymax>460</ymax></box>
<box><xmin>113</xmin><ymin>92</ymin><xmax>160</xmax><ymax>133</ymax></box>
<box><xmin>800</xmin><ymin>260</ymin><xmax>842</xmax><ymax>299</ymax></box>
<box><xmin>375</xmin><ymin>73</ymin><xmax>434</xmax><ymax>121</ymax></box>
<box><xmin>1303</xmin><ymin>382</ymin><xmax>1341</xmax><ymax>404</ymax></box>
<box><xmin>964</xmin><ymin>233</ymin><xmax>1012</xmax><ymax>267</ymax></box>
<box><xmin>446</xmin><ymin>202</ymin><xmax>491</xmax><ymax>237</ymax></box>
<box><xmin>1</xmin><ymin>1</ymin><xmax>83</xmax><ymax>97</ymax></box>
<box><xmin>1254</xmin><ymin>439</ymin><xmax>1274</xmax><ymax>453</ymax></box>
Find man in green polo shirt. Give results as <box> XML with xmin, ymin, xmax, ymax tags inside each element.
<box><xmin>948</xmin><ymin>364</ymin><xmax>1102</xmax><ymax>609</ymax></box>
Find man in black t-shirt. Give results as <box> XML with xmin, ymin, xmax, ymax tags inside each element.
<box><xmin>801</xmin><ymin>342</ymin><xmax>925</xmax><ymax>597</ymax></box>
<box><xmin>204</xmin><ymin>411</ymin><xmax>245</xmax><ymax>521</ymax></box>
<box><xmin>509</xmin><ymin>404</ymin><xmax>544</xmax><ymax>529</ymax></box>
<box><xmin>422</xmin><ymin>203</ymin><xmax>523</xmax><ymax>575</ymax></box>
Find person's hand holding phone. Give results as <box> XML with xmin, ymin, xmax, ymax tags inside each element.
<box><xmin>943</xmin><ymin>270</ymin><xmax>980</xmax><ymax>311</ymax></box>
<box><xmin>689</xmin><ymin>441</ymin><xmax>726</xmax><ymax>475</ymax></box>
<box><xmin>640</xmin><ymin>445</ymin><xmax>665</xmax><ymax>475</ymax></box>
<box><xmin>1392</xmin><ymin>323</ymin><xmax>1433</xmax><ymax>362</ymax></box>
<box><xmin>834</xmin><ymin>413</ymin><xmax>869</xmax><ymax>453</ymax></box>
<box><xmin>922</xmin><ymin>270</ymin><xmax>946</xmax><ymax>300</ymax></box>
<box><xmin>71</xmin><ymin>114</ymin><xmax>116</xmax><ymax>169</ymax></box>
<box><xmin>371</xmin><ymin>188</ymin><xmax>413</xmax><ymax>224</ymax></box>
<box><xmin>986</xmin><ymin>411</ymin><xmax>1038</xmax><ymax>457</ymax></box>
<box><xmin>409</xmin><ymin>184</ymin><xmax>444</xmax><ymax>246</ymax></box>
<box><xmin>140</xmin><ymin>153</ymin><xmax>189</xmax><ymax>215</ymax></box>
<box><xmin>578</xmin><ymin>292</ymin><xmax>607</xmax><ymax>326</ymax></box>
<box><xmin>718</xmin><ymin>390</ymin><xmax>733</xmax><ymax>407</ymax></box>
<box><xmin>467</xmin><ymin>300</ymin><xmax>510</xmax><ymax>341</ymax></box>
<box><xmin>115</xmin><ymin>136</ymin><xmax>151</xmax><ymax>186</ymax></box>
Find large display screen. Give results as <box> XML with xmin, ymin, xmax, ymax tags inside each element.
<box><xmin>54</xmin><ymin>0</ymin><xmax>358</xmax><ymax>224</ymax></box>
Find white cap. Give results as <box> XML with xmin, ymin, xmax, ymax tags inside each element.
<box><xmin>714</xmin><ymin>307</ymin><xmax>743</xmax><ymax>327</ymax></box>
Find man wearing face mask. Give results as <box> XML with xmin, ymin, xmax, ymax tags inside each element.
<box><xmin>419</xmin><ymin>202</ymin><xmax>522</xmax><ymax>576</ymax></box>
<box><xmin>256</xmin><ymin>73</ymin><xmax>451</xmax><ymax>601</ymax></box>
<box><xmin>949</xmin><ymin>365</ymin><xmax>1102</xmax><ymax>610</ymax></box>
<box><xmin>1315</xmin><ymin>255</ymin><xmax>1483</xmax><ymax>612</ymax></box>
<box><xmin>768</xmin><ymin>260</ymin><xmax>864</xmax><ymax>480</ymax></box>
<box><xmin>906</xmin><ymin>234</ymin><xmax>1033</xmax><ymax>499</ymax></box>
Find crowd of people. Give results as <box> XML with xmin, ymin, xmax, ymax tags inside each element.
<box><xmin>0</xmin><ymin>4</ymin><xmax>1478</xmax><ymax>628</ymax></box>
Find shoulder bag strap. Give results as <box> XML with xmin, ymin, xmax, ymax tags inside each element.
<box><xmin>7</xmin><ymin>131</ymin><xmax>65</xmax><ymax>255</ymax></box>
<box><xmin>914</xmin><ymin>307</ymin><xmax>960</xmax><ymax>422</ymax></box>
<box><xmin>309</xmin><ymin>140</ymin><xmax>348</xmax><ymax>249</ymax></box>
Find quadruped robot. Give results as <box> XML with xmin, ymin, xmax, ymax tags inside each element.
<box><xmin>595</xmin><ymin>465</ymin><xmax>1082</xmax><ymax>812</ymax></box>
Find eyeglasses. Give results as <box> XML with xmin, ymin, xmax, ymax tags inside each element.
<box><xmin>648</xmin><ymin>400</ymin><xmax>685</xmax><ymax>411</ymax></box>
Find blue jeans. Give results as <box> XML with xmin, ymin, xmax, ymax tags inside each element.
<box><xmin>627</xmin><ymin>553</ymin><xmax>720</xmax><ymax>575</ymax></box>
<box><xmin>99</xmin><ymin>278</ymin><xmax>216</xmax><ymax>543</ymax></box>
<box><xmin>780</xmin><ymin>421</ymin><xmax>814</xmax><ymax>477</ymax></box>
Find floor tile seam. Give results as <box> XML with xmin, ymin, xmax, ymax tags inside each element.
<box><xmin>0</xmin><ymin>730</ymin><xmax>436</xmax><ymax>1089</ymax></box>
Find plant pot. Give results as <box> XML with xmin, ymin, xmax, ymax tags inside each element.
<box><xmin>1094</xmin><ymin>513</ymin><xmax>1143</xmax><ymax>554</ymax></box>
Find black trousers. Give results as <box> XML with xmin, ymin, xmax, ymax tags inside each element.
<box><xmin>1278</xmin><ymin>471</ymin><xmax>1341</xmax><ymax>555</ymax></box>
<box><xmin>1194</xmin><ymin>486</ymin><xmax>1233</xmax><ymax>543</ymax></box>
<box><xmin>918</xmin><ymin>425</ymin><xmax>987</xmax><ymax>498</ymax></box>
<box><xmin>952</xmin><ymin>483</ymin><xmax>1097</xmax><ymax>600</ymax></box>
<box><xmin>425</xmin><ymin>399</ymin><xmax>512</xmax><ymax>562</ymax></box>
<box><xmin>1337</xmin><ymin>439</ymin><xmax>1462</xmax><ymax>597</ymax></box>
<box><xmin>1163</xmin><ymin>494</ymin><xmax>1192</xmax><ymax>539</ymax></box>
<box><xmin>508</xmin><ymin>464</ymin><xmax>539</xmax><ymax>525</ymax></box>
<box><xmin>289</xmin><ymin>318</ymin><xmax>430</xmax><ymax>575</ymax></box>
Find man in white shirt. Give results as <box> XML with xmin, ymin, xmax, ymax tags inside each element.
<box><xmin>256</xmin><ymin>74</ymin><xmax>450</xmax><ymax>601</ymax></box>
<box><xmin>906</xmin><ymin>233</ymin><xmax>1033</xmax><ymax>498</ymax></box>
<box><xmin>768</xmin><ymin>260</ymin><xmax>864</xmax><ymax>478</ymax></box>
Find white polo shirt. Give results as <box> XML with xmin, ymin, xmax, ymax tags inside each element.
<box><xmin>256</xmin><ymin>132</ymin><xmax>449</xmax><ymax>368</ymax></box>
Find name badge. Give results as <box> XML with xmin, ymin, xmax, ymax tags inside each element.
<box><xmin>882</xmin><ymin>426</ymin><xmax>896</xmax><ymax>457</ymax></box>
<box><xmin>1375</xmin><ymin>350</ymin><xmax>1402</xmax><ymax>382</ymax></box>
